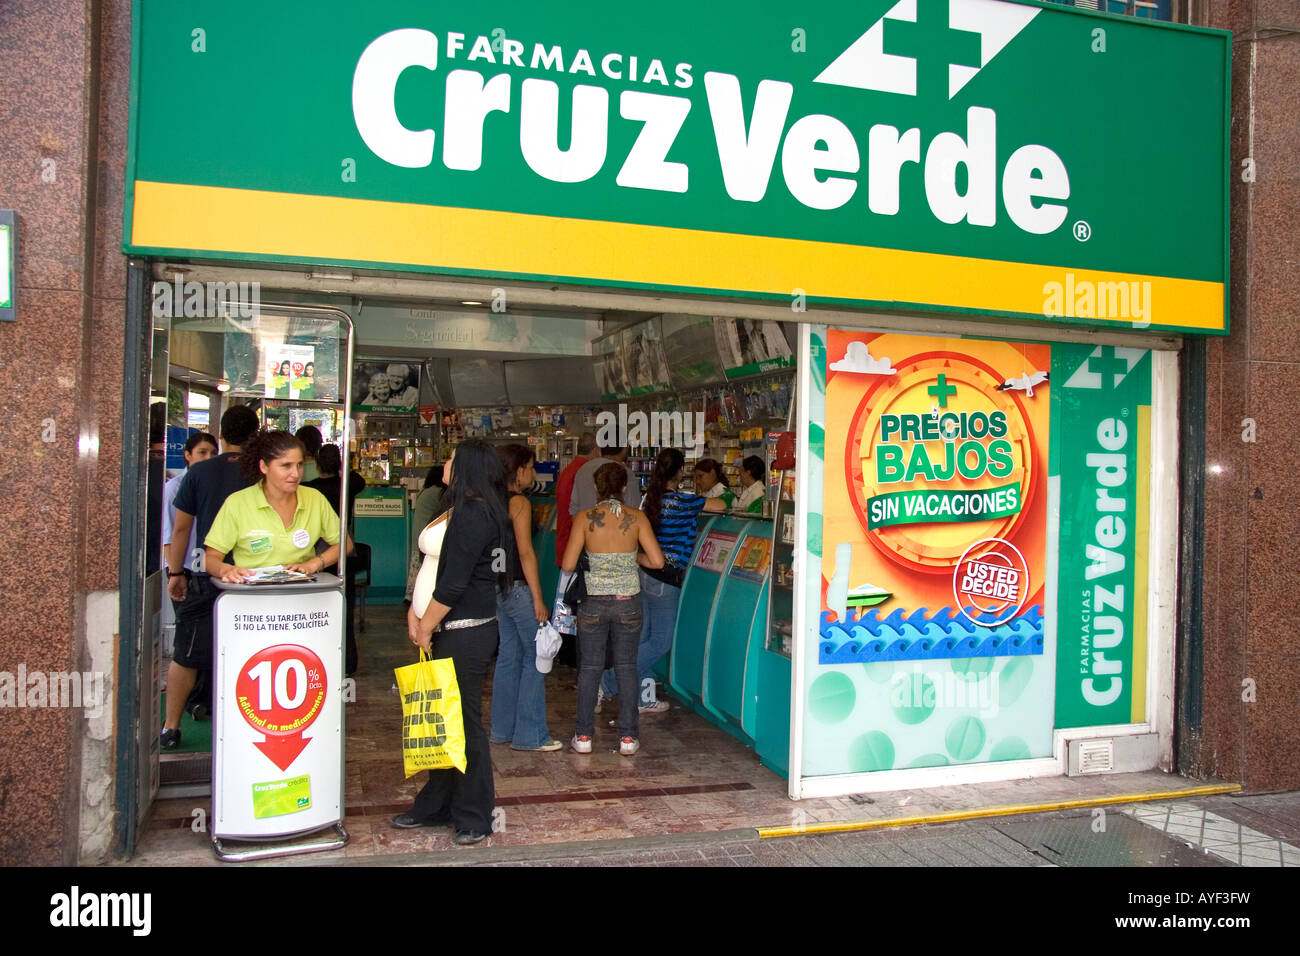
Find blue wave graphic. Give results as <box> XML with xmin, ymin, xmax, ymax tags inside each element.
<box><xmin>818</xmin><ymin>606</ymin><xmax>1044</xmax><ymax>663</ymax></box>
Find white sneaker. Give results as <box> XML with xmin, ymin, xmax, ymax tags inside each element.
<box><xmin>570</xmin><ymin>734</ymin><xmax>592</xmax><ymax>754</ymax></box>
<box><xmin>639</xmin><ymin>699</ymin><xmax>670</xmax><ymax>715</ymax></box>
<box><xmin>619</xmin><ymin>736</ymin><xmax>640</xmax><ymax>756</ymax></box>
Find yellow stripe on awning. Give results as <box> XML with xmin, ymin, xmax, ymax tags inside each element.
<box><xmin>131</xmin><ymin>180</ymin><xmax>1224</xmax><ymax>330</ymax></box>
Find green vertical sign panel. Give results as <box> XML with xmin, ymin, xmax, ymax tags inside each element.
<box><xmin>1053</xmin><ymin>344</ymin><xmax>1152</xmax><ymax>728</ymax></box>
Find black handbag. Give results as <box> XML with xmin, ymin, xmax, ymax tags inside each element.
<box><xmin>563</xmin><ymin>552</ymin><xmax>590</xmax><ymax>610</ymax></box>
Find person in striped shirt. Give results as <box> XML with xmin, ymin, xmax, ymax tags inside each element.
<box><xmin>599</xmin><ymin>448</ymin><xmax>726</xmax><ymax>711</ymax></box>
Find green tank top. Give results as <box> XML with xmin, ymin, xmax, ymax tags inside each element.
<box><xmin>585</xmin><ymin>551</ymin><xmax>640</xmax><ymax>596</ymax></box>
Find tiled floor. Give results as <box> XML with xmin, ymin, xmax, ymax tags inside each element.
<box><xmin>1124</xmin><ymin>803</ymin><xmax>1300</xmax><ymax>867</ymax></box>
<box><xmin>139</xmin><ymin>606</ymin><xmax>802</xmax><ymax>863</ymax></box>
<box><xmin>133</xmin><ymin>605</ymin><xmax>1232</xmax><ymax>865</ymax></box>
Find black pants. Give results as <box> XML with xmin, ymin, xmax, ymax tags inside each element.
<box><xmin>323</xmin><ymin>563</ymin><xmax>359</xmax><ymax>675</ymax></box>
<box><xmin>173</xmin><ymin>576</ymin><xmax>215</xmax><ymax>713</ymax></box>
<box><xmin>410</xmin><ymin>621</ymin><xmax>499</xmax><ymax>834</ymax></box>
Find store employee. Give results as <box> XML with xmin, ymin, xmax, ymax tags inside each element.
<box><xmin>205</xmin><ymin>430</ymin><xmax>342</xmax><ymax>582</ymax></box>
<box><xmin>735</xmin><ymin>455</ymin><xmax>767</xmax><ymax>514</ymax></box>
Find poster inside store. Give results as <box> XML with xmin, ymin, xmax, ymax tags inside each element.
<box><xmin>353</xmin><ymin>359</ymin><xmax>420</xmax><ymax>411</ymax></box>
<box><xmin>221</xmin><ymin>313</ymin><xmax>341</xmax><ymax>401</ymax></box>
<box><xmin>715</xmin><ymin>319</ymin><xmax>793</xmax><ymax>378</ymax></box>
<box><xmin>820</xmin><ymin>331</ymin><xmax>1049</xmax><ymax>667</ymax></box>
<box><xmin>263</xmin><ymin>344</ymin><xmax>316</xmax><ymax>400</ymax></box>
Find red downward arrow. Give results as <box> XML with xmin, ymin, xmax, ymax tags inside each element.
<box><xmin>254</xmin><ymin>733</ymin><xmax>311</xmax><ymax>771</ymax></box>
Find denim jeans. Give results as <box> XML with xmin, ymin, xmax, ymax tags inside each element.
<box><xmin>600</xmin><ymin>569</ymin><xmax>681</xmax><ymax>705</ymax></box>
<box><xmin>490</xmin><ymin>583</ymin><xmax>552</xmax><ymax>749</ymax></box>
<box><xmin>576</xmin><ymin>595</ymin><xmax>642</xmax><ymax>739</ymax></box>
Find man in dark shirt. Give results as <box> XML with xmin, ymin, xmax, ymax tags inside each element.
<box><xmin>161</xmin><ymin>404</ymin><xmax>259</xmax><ymax>749</ymax></box>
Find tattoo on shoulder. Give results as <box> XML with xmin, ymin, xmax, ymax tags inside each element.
<box><xmin>618</xmin><ymin>511</ymin><xmax>636</xmax><ymax>532</ymax></box>
<box><xmin>587</xmin><ymin>509</ymin><xmax>606</xmax><ymax>532</ymax></box>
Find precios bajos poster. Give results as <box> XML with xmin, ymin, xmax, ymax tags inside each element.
<box><xmin>805</xmin><ymin>329</ymin><xmax>1150</xmax><ymax>772</ymax></box>
<box><xmin>820</xmin><ymin>331</ymin><xmax>1049</xmax><ymax>664</ymax></box>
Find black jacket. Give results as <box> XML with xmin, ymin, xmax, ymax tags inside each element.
<box><xmin>432</xmin><ymin>498</ymin><xmax>507</xmax><ymax>621</ymax></box>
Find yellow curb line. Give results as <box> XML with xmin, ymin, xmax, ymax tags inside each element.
<box><xmin>756</xmin><ymin>783</ymin><xmax>1243</xmax><ymax>839</ymax></box>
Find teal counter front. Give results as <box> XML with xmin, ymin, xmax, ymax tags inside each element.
<box><xmin>352</xmin><ymin>487</ymin><xmax>408</xmax><ymax>603</ymax></box>
<box><xmin>668</xmin><ymin>513</ymin><xmax>790</xmax><ymax>776</ymax></box>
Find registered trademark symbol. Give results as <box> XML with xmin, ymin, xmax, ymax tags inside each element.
<box><xmin>1073</xmin><ymin>220</ymin><xmax>1092</xmax><ymax>242</ymax></box>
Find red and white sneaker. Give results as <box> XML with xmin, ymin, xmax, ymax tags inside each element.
<box><xmin>570</xmin><ymin>734</ymin><xmax>593</xmax><ymax>754</ymax></box>
<box><xmin>619</xmin><ymin>736</ymin><xmax>640</xmax><ymax>756</ymax></box>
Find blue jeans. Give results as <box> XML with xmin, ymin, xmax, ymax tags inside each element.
<box><xmin>576</xmin><ymin>596</ymin><xmax>642</xmax><ymax>739</ymax></box>
<box><xmin>489</xmin><ymin>583</ymin><xmax>552</xmax><ymax>749</ymax></box>
<box><xmin>600</xmin><ymin>570</ymin><xmax>681</xmax><ymax>705</ymax></box>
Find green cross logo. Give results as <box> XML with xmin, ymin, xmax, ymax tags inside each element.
<box><xmin>883</xmin><ymin>0</ymin><xmax>982</xmax><ymax>102</ymax></box>
<box><xmin>1063</xmin><ymin>345</ymin><xmax>1145</xmax><ymax>390</ymax></box>
<box><xmin>815</xmin><ymin>0</ymin><xmax>1041</xmax><ymax>100</ymax></box>
<box><xmin>1087</xmin><ymin>347</ymin><xmax>1131</xmax><ymax>390</ymax></box>
<box><xmin>928</xmin><ymin>373</ymin><xmax>958</xmax><ymax>407</ymax></box>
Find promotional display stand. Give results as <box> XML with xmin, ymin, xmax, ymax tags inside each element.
<box><xmin>211</xmin><ymin>574</ymin><xmax>348</xmax><ymax>861</ymax></box>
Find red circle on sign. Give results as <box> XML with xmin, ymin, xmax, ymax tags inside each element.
<box><xmin>952</xmin><ymin>538</ymin><xmax>1029</xmax><ymax>627</ymax></box>
<box><xmin>234</xmin><ymin>644</ymin><xmax>327</xmax><ymax>737</ymax></box>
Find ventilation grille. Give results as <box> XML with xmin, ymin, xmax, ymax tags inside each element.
<box><xmin>160</xmin><ymin>754</ymin><xmax>211</xmax><ymax>786</ymax></box>
<box><xmin>1077</xmin><ymin>739</ymin><xmax>1115</xmax><ymax>774</ymax></box>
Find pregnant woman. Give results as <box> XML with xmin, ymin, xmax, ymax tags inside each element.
<box><xmin>397</xmin><ymin>439</ymin><xmax>509</xmax><ymax>845</ymax></box>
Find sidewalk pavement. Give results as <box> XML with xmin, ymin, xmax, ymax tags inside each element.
<box><xmin>239</xmin><ymin>775</ymin><xmax>1299</xmax><ymax>868</ymax></box>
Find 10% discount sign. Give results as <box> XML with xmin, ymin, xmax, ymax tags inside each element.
<box><xmin>234</xmin><ymin>644</ymin><xmax>328</xmax><ymax>771</ymax></box>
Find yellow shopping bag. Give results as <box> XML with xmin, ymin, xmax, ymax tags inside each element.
<box><xmin>395</xmin><ymin>650</ymin><xmax>467</xmax><ymax>775</ymax></box>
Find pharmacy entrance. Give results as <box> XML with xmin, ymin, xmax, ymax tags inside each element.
<box><xmin>117</xmin><ymin>0</ymin><xmax>1228</xmax><ymax>857</ymax></box>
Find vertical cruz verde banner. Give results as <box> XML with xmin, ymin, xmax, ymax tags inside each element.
<box><xmin>1052</xmin><ymin>344</ymin><xmax>1151</xmax><ymax>728</ymax></box>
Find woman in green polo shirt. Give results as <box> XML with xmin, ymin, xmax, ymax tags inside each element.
<box><xmin>205</xmin><ymin>430</ymin><xmax>342</xmax><ymax>582</ymax></box>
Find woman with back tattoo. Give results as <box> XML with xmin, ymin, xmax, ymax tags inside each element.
<box><xmin>561</xmin><ymin>463</ymin><xmax>664</xmax><ymax>756</ymax></box>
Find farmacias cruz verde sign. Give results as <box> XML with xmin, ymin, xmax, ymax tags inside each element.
<box><xmin>125</xmin><ymin>0</ymin><xmax>1229</xmax><ymax>334</ymax></box>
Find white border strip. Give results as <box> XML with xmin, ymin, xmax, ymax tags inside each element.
<box><xmin>788</xmin><ymin>324</ymin><xmax>813</xmax><ymax>799</ymax></box>
<box><xmin>1044</xmin><ymin>475</ymin><xmax>1061</xmax><ymax>729</ymax></box>
<box><xmin>1149</xmin><ymin>350</ymin><xmax>1180</xmax><ymax>769</ymax></box>
<box><xmin>798</xmin><ymin>758</ymin><xmax>1063</xmax><ymax>799</ymax></box>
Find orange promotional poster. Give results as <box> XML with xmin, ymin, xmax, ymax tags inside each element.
<box><xmin>819</xmin><ymin>331</ymin><xmax>1049</xmax><ymax>664</ymax></box>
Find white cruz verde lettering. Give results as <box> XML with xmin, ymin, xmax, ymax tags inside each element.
<box><xmin>1081</xmin><ymin>416</ymin><xmax>1127</xmax><ymax>707</ymax></box>
<box><xmin>351</xmin><ymin>28</ymin><xmax>1069</xmax><ymax>233</ymax></box>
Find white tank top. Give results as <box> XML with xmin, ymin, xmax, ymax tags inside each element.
<box><xmin>411</xmin><ymin>514</ymin><xmax>449</xmax><ymax>618</ymax></box>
